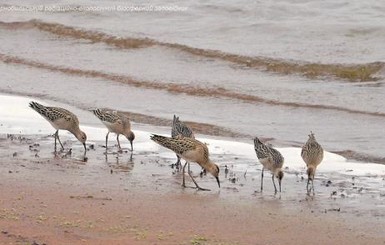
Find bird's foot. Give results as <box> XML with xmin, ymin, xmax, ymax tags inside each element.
<box><xmin>182</xmin><ymin>185</ymin><xmax>210</xmax><ymax>191</ymax></box>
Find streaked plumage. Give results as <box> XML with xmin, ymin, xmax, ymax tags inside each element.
<box><xmin>301</xmin><ymin>131</ymin><xmax>324</xmax><ymax>194</ymax></box>
<box><xmin>171</xmin><ymin>115</ymin><xmax>194</xmax><ymax>169</ymax></box>
<box><xmin>171</xmin><ymin>115</ymin><xmax>194</xmax><ymax>138</ymax></box>
<box><xmin>29</xmin><ymin>101</ymin><xmax>87</xmax><ymax>153</ymax></box>
<box><xmin>254</xmin><ymin>137</ymin><xmax>284</xmax><ymax>193</ymax></box>
<box><xmin>92</xmin><ymin>109</ymin><xmax>135</xmax><ymax>152</ymax></box>
<box><xmin>150</xmin><ymin>134</ymin><xmax>220</xmax><ymax>190</ymax></box>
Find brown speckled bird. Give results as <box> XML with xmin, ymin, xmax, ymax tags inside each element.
<box><xmin>92</xmin><ymin>109</ymin><xmax>135</xmax><ymax>152</ymax></box>
<box><xmin>29</xmin><ymin>101</ymin><xmax>87</xmax><ymax>154</ymax></box>
<box><xmin>151</xmin><ymin>134</ymin><xmax>220</xmax><ymax>191</ymax></box>
<box><xmin>301</xmin><ymin>131</ymin><xmax>324</xmax><ymax>194</ymax></box>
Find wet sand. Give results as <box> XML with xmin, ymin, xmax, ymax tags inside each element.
<box><xmin>1</xmin><ymin>134</ymin><xmax>384</xmax><ymax>245</ymax></box>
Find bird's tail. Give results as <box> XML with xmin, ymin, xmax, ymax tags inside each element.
<box><xmin>151</xmin><ymin>134</ymin><xmax>181</xmax><ymax>153</ymax></box>
<box><xmin>29</xmin><ymin>101</ymin><xmax>50</xmax><ymax>118</ymax></box>
<box><xmin>92</xmin><ymin>108</ymin><xmax>103</xmax><ymax>120</ymax></box>
<box><xmin>171</xmin><ymin>115</ymin><xmax>179</xmax><ymax>137</ymax></box>
<box><xmin>253</xmin><ymin>137</ymin><xmax>263</xmax><ymax>149</ymax></box>
<box><xmin>173</xmin><ymin>115</ymin><xmax>179</xmax><ymax>124</ymax></box>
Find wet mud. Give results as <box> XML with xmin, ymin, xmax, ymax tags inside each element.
<box><xmin>0</xmin><ymin>133</ymin><xmax>384</xmax><ymax>244</ymax></box>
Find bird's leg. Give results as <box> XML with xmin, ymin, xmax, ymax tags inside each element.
<box><xmin>105</xmin><ymin>132</ymin><xmax>109</xmax><ymax>153</ymax></box>
<box><xmin>117</xmin><ymin>134</ymin><xmax>122</xmax><ymax>153</ymax></box>
<box><xmin>182</xmin><ymin>161</ymin><xmax>188</xmax><ymax>187</ymax></box>
<box><xmin>272</xmin><ymin>174</ymin><xmax>277</xmax><ymax>194</ymax></box>
<box><xmin>260</xmin><ymin>168</ymin><xmax>264</xmax><ymax>192</ymax></box>
<box><xmin>200</xmin><ymin>168</ymin><xmax>206</xmax><ymax>177</ymax></box>
<box><xmin>129</xmin><ymin>152</ymin><xmax>133</xmax><ymax>162</ymax></box>
<box><xmin>306</xmin><ymin>178</ymin><xmax>311</xmax><ymax>194</ymax></box>
<box><xmin>311</xmin><ymin>179</ymin><xmax>315</xmax><ymax>195</ymax></box>
<box><xmin>54</xmin><ymin>130</ymin><xmax>57</xmax><ymax>153</ymax></box>
<box><xmin>55</xmin><ymin>130</ymin><xmax>64</xmax><ymax>151</ymax></box>
<box><xmin>188</xmin><ymin>169</ymin><xmax>210</xmax><ymax>191</ymax></box>
<box><xmin>174</xmin><ymin>155</ymin><xmax>181</xmax><ymax>170</ymax></box>
<box><xmin>130</xmin><ymin>140</ymin><xmax>133</xmax><ymax>152</ymax></box>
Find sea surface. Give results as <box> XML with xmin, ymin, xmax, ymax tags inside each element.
<box><xmin>0</xmin><ymin>0</ymin><xmax>384</xmax><ymax>162</ymax></box>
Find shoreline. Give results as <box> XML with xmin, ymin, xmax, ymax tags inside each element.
<box><xmin>0</xmin><ymin>127</ymin><xmax>384</xmax><ymax>244</ymax></box>
<box><xmin>1</xmin><ymin>91</ymin><xmax>384</xmax><ymax>165</ymax></box>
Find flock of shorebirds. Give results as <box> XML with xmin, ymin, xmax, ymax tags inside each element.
<box><xmin>29</xmin><ymin>101</ymin><xmax>324</xmax><ymax>194</ymax></box>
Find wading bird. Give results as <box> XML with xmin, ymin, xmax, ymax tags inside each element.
<box><xmin>29</xmin><ymin>101</ymin><xmax>87</xmax><ymax>154</ymax></box>
<box><xmin>254</xmin><ymin>137</ymin><xmax>284</xmax><ymax>193</ymax></box>
<box><xmin>92</xmin><ymin>109</ymin><xmax>135</xmax><ymax>152</ymax></box>
<box><xmin>150</xmin><ymin>134</ymin><xmax>220</xmax><ymax>191</ymax></box>
<box><xmin>301</xmin><ymin>131</ymin><xmax>324</xmax><ymax>194</ymax></box>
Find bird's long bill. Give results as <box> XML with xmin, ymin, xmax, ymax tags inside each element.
<box><xmin>216</xmin><ymin>177</ymin><xmax>220</xmax><ymax>188</ymax></box>
<box><xmin>278</xmin><ymin>178</ymin><xmax>282</xmax><ymax>192</ymax></box>
<box><xmin>130</xmin><ymin>140</ymin><xmax>134</xmax><ymax>152</ymax></box>
<box><xmin>83</xmin><ymin>143</ymin><xmax>87</xmax><ymax>154</ymax></box>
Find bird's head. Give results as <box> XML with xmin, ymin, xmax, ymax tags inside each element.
<box><xmin>125</xmin><ymin>131</ymin><xmax>135</xmax><ymax>151</ymax></box>
<box><xmin>75</xmin><ymin>130</ymin><xmax>87</xmax><ymax>153</ymax></box>
<box><xmin>75</xmin><ymin>131</ymin><xmax>87</xmax><ymax>144</ymax></box>
<box><xmin>206</xmin><ymin>163</ymin><xmax>220</xmax><ymax>188</ymax></box>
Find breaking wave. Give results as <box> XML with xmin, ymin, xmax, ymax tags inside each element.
<box><xmin>1</xmin><ymin>53</ymin><xmax>385</xmax><ymax>118</ymax></box>
<box><xmin>0</xmin><ymin>20</ymin><xmax>384</xmax><ymax>82</ymax></box>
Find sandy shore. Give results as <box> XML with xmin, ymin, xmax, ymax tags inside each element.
<box><xmin>0</xmin><ymin>134</ymin><xmax>384</xmax><ymax>245</ymax></box>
